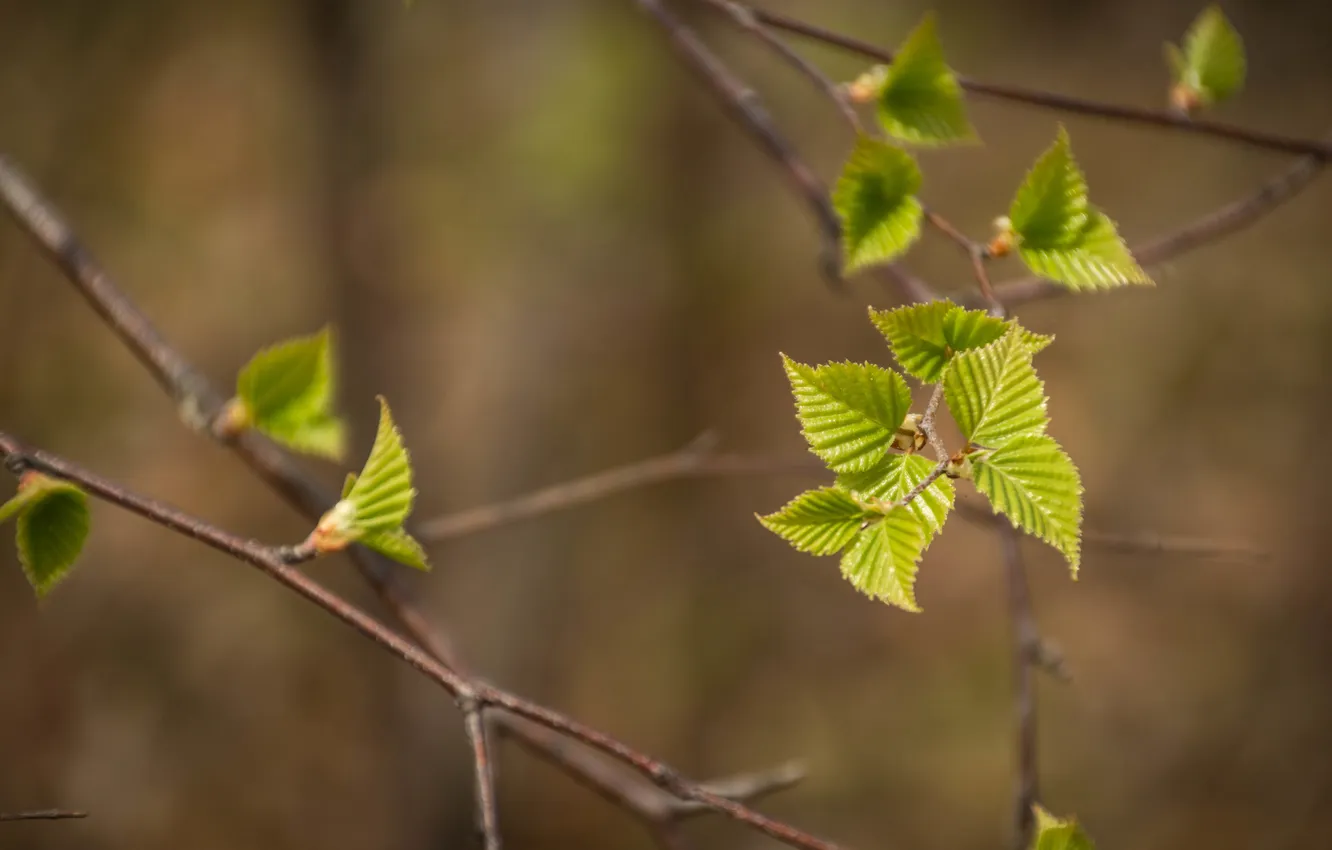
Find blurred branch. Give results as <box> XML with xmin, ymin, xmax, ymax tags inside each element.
<box><xmin>741</xmin><ymin>4</ymin><xmax>1332</xmax><ymax>160</ymax></box>
<box><xmin>0</xmin><ymin>810</ymin><xmax>87</xmax><ymax>823</ymax></box>
<box><xmin>0</xmin><ymin>432</ymin><xmax>841</xmax><ymax>850</ymax></box>
<box><xmin>0</xmin><ymin>154</ymin><xmax>836</xmax><ymax>850</ymax></box>
<box><xmin>988</xmin><ymin>130</ymin><xmax>1332</xmax><ymax>306</ymax></box>
<box><xmin>999</xmin><ymin>526</ymin><xmax>1039</xmax><ymax>850</ymax></box>
<box><xmin>463</xmin><ymin>704</ymin><xmax>501</xmax><ymax>850</ymax></box>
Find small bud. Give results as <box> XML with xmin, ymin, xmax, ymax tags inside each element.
<box><xmin>892</xmin><ymin>413</ymin><xmax>926</xmax><ymax>453</ymax></box>
<box><xmin>214</xmin><ymin>397</ymin><xmax>252</xmax><ymax>440</ymax></box>
<box><xmin>987</xmin><ymin>216</ymin><xmax>1016</xmax><ymax>258</ymax></box>
<box><xmin>845</xmin><ymin>66</ymin><xmax>888</xmax><ymax>104</ymax></box>
<box><xmin>307</xmin><ymin>499</ymin><xmax>358</xmax><ymax>553</ymax></box>
<box><xmin>1169</xmin><ymin>82</ymin><xmax>1202</xmax><ymax>115</ymax></box>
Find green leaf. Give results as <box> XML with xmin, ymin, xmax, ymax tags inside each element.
<box><xmin>972</xmin><ymin>435</ymin><xmax>1083</xmax><ymax>575</ymax></box>
<box><xmin>1031</xmin><ymin>806</ymin><xmax>1096</xmax><ymax>850</ymax></box>
<box><xmin>783</xmin><ymin>355</ymin><xmax>913</xmax><ymax>474</ymax></box>
<box><xmin>1171</xmin><ymin>6</ymin><xmax>1245</xmax><ymax>106</ymax></box>
<box><xmin>361</xmin><ymin>528</ymin><xmax>429</xmax><ymax>571</ymax></box>
<box><xmin>875</xmin><ymin>13</ymin><xmax>976</xmax><ymax>145</ymax></box>
<box><xmin>235</xmin><ymin>327</ymin><xmax>346</xmax><ymax>461</ymax></box>
<box><xmin>758</xmin><ymin>487</ymin><xmax>872</xmax><ymax>556</ymax></box>
<box><xmin>833</xmin><ymin>136</ymin><xmax>923</xmax><ymax>272</ymax></box>
<box><xmin>840</xmin><ymin>512</ymin><xmax>926</xmax><ymax>611</ymax></box>
<box><xmin>870</xmin><ymin>303</ymin><xmax>1041</xmax><ymax>382</ymax></box>
<box><xmin>1009</xmin><ymin>127</ymin><xmax>1088</xmax><ymax>249</ymax></box>
<box><xmin>0</xmin><ymin>474</ymin><xmax>90</xmax><ymax>597</ymax></box>
<box><xmin>345</xmin><ymin>397</ymin><xmax>416</xmax><ymax>533</ymax></box>
<box><xmin>944</xmin><ymin>331</ymin><xmax>1048</xmax><ymax>447</ymax></box>
<box><xmin>839</xmin><ymin>453</ymin><xmax>954</xmax><ymax>545</ymax></box>
<box><xmin>1017</xmin><ymin>211</ymin><xmax>1150</xmax><ymax>290</ymax></box>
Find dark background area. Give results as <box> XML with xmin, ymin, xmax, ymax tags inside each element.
<box><xmin>1</xmin><ymin>1</ymin><xmax>1329</xmax><ymax>848</ymax></box>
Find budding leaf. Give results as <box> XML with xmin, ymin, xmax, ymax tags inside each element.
<box><xmin>311</xmin><ymin>398</ymin><xmax>429</xmax><ymax>571</ymax></box>
<box><xmin>235</xmin><ymin>327</ymin><xmax>346</xmax><ymax>460</ymax></box>
<box><xmin>944</xmin><ymin>331</ymin><xmax>1048</xmax><ymax>448</ymax></box>
<box><xmin>874</xmin><ymin>13</ymin><xmax>976</xmax><ymax>145</ymax></box>
<box><xmin>1008</xmin><ymin>129</ymin><xmax>1149</xmax><ymax>289</ymax></box>
<box><xmin>972</xmin><ymin>435</ymin><xmax>1083</xmax><ymax>575</ymax></box>
<box><xmin>0</xmin><ymin>474</ymin><xmax>90</xmax><ymax>597</ymax></box>
<box><xmin>758</xmin><ymin>487</ymin><xmax>872</xmax><ymax>556</ymax></box>
<box><xmin>833</xmin><ymin>136</ymin><xmax>923</xmax><ymax>272</ymax></box>
<box><xmin>1031</xmin><ymin>806</ymin><xmax>1096</xmax><ymax>850</ymax></box>
<box><xmin>783</xmin><ymin>355</ymin><xmax>913</xmax><ymax>474</ymax></box>
<box><xmin>839</xmin><ymin>453</ymin><xmax>954</xmax><ymax>546</ymax></box>
<box><xmin>870</xmin><ymin>302</ymin><xmax>1011</xmax><ymax>382</ymax></box>
<box><xmin>1168</xmin><ymin>6</ymin><xmax>1245</xmax><ymax>108</ymax></box>
<box><xmin>840</xmin><ymin>512</ymin><xmax>926</xmax><ymax>611</ymax></box>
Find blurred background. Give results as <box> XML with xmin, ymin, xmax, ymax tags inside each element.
<box><xmin>0</xmin><ymin>0</ymin><xmax>1329</xmax><ymax>848</ymax></box>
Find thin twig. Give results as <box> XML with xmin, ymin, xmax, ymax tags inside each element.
<box><xmin>746</xmin><ymin>5</ymin><xmax>1332</xmax><ymax>160</ymax></box>
<box><xmin>633</xmin><ymin>0</ymin><xmax>844</xmax><ymax>285</ymax></box>
<box><xmin>464</xmin><ymin>703</ymin><xmax>501</xmax><ymax>850</ymax></box>
<box><xmin>0</xmin><ymin>810</ymin><xmax>87</xmax><ymax>822</ymax></box>
<box><xmin>0</xmin><ymin>433</ymin><xmax>843</xmax><ymax>850</ymax></box>
<box><xmin>999</xmin><ymin>526</ymin><xmax>1038</xmax><ymax>850</ymax></box>
<box><xmin>0</xmin><ymin>155</ymin><xmax>817</xmax><ymax>849</ymax></box>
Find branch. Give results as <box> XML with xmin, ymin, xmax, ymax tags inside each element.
<box><xmin>744</xmin><ymin>5</ymin><xmax>1332</xmax><ymax>160</ymax></box>
<box><xmin>0</xmin><ymin>154</ymin><xmax>814</xmax><ymax>849</ymax></box>
<box><xmin>0</xmin><ymin>432</ymin><xmax>842</xmax><ymax>850</ymax></box>
<box><xmin>464</xmin><ymin>703</ymin><xmax>501</xmax><ymax>850</ymax></box>
<box><xmin>0</xmin><ymin>810</ymin><xmax>87</xmax><ymax>823</ymax></box>
<box><xmin>999</xmin><ymin>526</ymin><xmax>1038</xmax><ymax>850</ymax></box>
<box><xmin>633</xmin><ymin>0</ymin><xmax>844</xmax><ymax>286</ymax></box>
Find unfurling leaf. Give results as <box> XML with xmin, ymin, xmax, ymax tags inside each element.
<box><xmin>839</xmin><ymin>453</ymin><xmax>954</xmax><ymax>546</ymax></box>
<box><xmin>873</xmin><ymin>13</ymin><xmax>976</xmax><ymax>145</ymax></box>
<box><xmin>870</xmin><ymin>302</ymin><xmax>1009</xmax><ymax>382</ymax></box>
<box><xmin>1031</xmin><ymin>806</ymin><xmax>1097</xmax><ymax>850</ymax></box>
<box><xmin>1007</xmin><ymin>129</ymin><xmax>1150</xmax><ymax>290</ymax></box>
<box><xmin>0</xmin><ymin>473</ymin><xmax>90</xmax><ymax>597</ymax></box>
<box><xmin>232</xmin><ymin>327</ymin><xmax>347</xmax><ymax>460</ymax></box>
<box><xmin>840</xmin><ymin>512</ymin><xmax>926</xmax><ymax>611</ymax></box>
<box><xmin>309</xmin><ymin>398</ymin><xmax>429</xmax><ymax>571</ymax></box>
<box><xmin>783</xmin><ymin>355</ymin><xmax>912</xmax><ymax>474</ymax></box>
<box><xmin>1167</xmin><ymin>6</ymin><xmax>1245</xmax><ymax>111</ymax></box>
<box><xmin>944</xmin><ymin>330</ymin><xmax>1048</xmax><ymax>447</ymax></box>
<box><xmin>972</xmin><ymin>435</ymin><xmax>1083</xmax><ymax>574</ymax></box>
<box><xmin>758</xmin><ymin>487</ymin><xmax>872</xmax><ymax>556</ymax></box>
<box><xmin>833</xmin><ymin>136</ymin><xmax>923</xmax><ymax>272</ymax></box>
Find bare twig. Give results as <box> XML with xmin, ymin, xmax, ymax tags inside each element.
<box><xmin>464</xmin><ymin>703</ymin><xmax>501</xmax><ymax>850</ymax></box>
<box><xmin>0</xmin><ymin>810</ymin><xmax>87</xmax><ymax>822</ymax></box>
<box><xmin>0</xmin><ymin>155</ymin><xmax>816</xmax><ymax>848</ymax></box>
<box><xmin>0</xmin><ymin>432</ymin><xmax>842</xmax><ymax>850</ymax></box>
<box><xmin>999</xmin><ymin>526</ymin><xmax>1038</xmax><ymax>850</ymax></box>
<box><xmin>633</xmin><ymin>0</ymin><xmax>844</xmax><ymax>285</ymax></box>
<box><xmin>745</xmin><ymin>5</ymin><xmax>1332</xmax><ymax>160</ymax></box>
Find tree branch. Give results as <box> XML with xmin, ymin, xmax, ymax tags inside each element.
<box><xmin>0</xmin><ymin>810</ymin><xmax>87</xmax><ymax>823</ymax></box>
<box><xmin>0</xmin><ymin>432</ymin><xmax>842</xmax><ymax>850</ymax></box>
<box><xmin>999</xmin><ymin>526</ymin><xmax>1038</xmax><ymax>850</ymax></box>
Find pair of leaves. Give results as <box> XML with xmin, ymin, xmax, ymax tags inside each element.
<box><xmin>0</xmin><ymin>473</ymin><xmax>90</xmax><ymax>597</ymax></box>
<box><xmin>232</xmin><ymin>327</ymin><xmax>347</xmax><ymax>461</ymax></box>
<box><xmin>869</xmin><ymin>301</ymin><xmax>1049</xmax><ymax>383</ymax></box>
<box><xmin>1166</xmin><ymin>6</ymin><xmax>1245</xmax><ymax>111</ymax></box>
<box><xmin>311</xmin><ymin>398</ymin><xmax>428</xmax><ymax>571</ymax></box>
<box><xmin>1004</xmin><ymin>128</ymin><xmax>1150</xmax><ymax>290</ymax></box>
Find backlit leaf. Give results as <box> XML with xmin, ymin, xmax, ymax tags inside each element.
<box><xmin>840</xmin><ymin>512</ymin><xmax>926</xmax><ymax>611</ymax></box>
<box><xmin>758</xmin><ymin>487</ymin><xmax>871</xmax><ymax>556</ymax></box>
<box><xmin>783</xmin><ymin>355</ymin><xmax>912</xmax><ymax>474</ymax></box>
<box><xmin>833</xmin><ymin>136</ymin><xmax>923</xmax><ymax>272</ymax></box>
<box><xmin>972</xmin><ymin>435</ymin><xmax>1083</xmax><ymax>574</ymax></box>
<box><xmin>874</xmin><ymin>13</ymin><xmax>976</xmax><ymax>145</ymax></box>
<box><xmin>944</xmin><ymin>331</ymin><xmax>1048</xmax><ymax>447</ymax></box>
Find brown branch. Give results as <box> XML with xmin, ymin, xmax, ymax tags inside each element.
<box><xmin>0</xmin><ymin>155</ymin><xmax>817</xmax><ymax>848</ymax></box>
<box><xmin>744</xmin><ymin>5</ymin><xmax>1331</xmax><ymax>160</ymax></box>
<box><xmin>0</xmin><ymin>810</ymin><xmax>87</xmax><ymax>822</ymax></box>
<box><xmin>999</xmin><ymin>526</ymin><xmax>1038</xmax><ymax>850</ymax></box>
<box><xmin>989</xmin><ymin>130</ymin><xmax>1332</xmax><ymax>306</ymax></box>
<box><xmin>0</xmin><ymin>433</ymin><xmax>841</xmax><ymax>850</ymax></box>
<box><xmin>633</xmin><ymin>0</ymin><xmax>844</xmax><ymax>286</ymax></box>
<box><xmin>464</xmin><ymin>703</ymin><xmax>501</xmax><ymax>850</ymax></box>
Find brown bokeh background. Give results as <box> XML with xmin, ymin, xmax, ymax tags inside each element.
<box><xmin>1</xmin><ymin>1</ymin><xmax>1330</xmax><ymax>848</ymax></box>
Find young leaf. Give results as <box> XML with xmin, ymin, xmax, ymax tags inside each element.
<box><xmin>309</xmin><ymin>398</ymin><xmax>429</xmax><ymax>571</ymax></box>
<box><xmin>944</xmin><ymin>331</ymin><xmax>1048</xmax><ymax>448</ymax></box>
<box><xmin>833</xmin><ymin>136</ymin><xmax>924</xmax><ymax>272</ymax></box>
<box><xmin>839</xmin><ymin>453</ymin><xmax>954</xmax><ymax>546</ymax></box>
<box><xmin>840</xmin><ymin>512</ymin><xmax>926</xmax><ymax>611</ymax></box>
<box><xmin>234</xmin><ymin>327</ymin><xmax>346</xmax><ymax>460</ymax></box>
<box><xmin>1168</xmin><ymin>6</ymin><xmax>1245</xmax><ymax>109</ymax></box>
<box><xmin>1032</xmin><ymin>806</ymin><xmax>1096</xmax><ymax>850</ymax></box>
<box><xmin>783</xmin><ymin>355</ymin><xmax>913</xmax><ymax>474</ymax></box>
<box><xmin>758</xmin><ymin>487</ymin><xmax>872</xmax><ymax>556</ymax></box>
<box><xmin>1008</xmin><ymin>129</ymin><xmax>1150</xmax><ymax>289</ymax></box>
<box><xmin>0</xmin><ymin>474</ymin><xmax>90</xmax><ymax>597</ymax></box>
<box><xmin>874</xmin><ymin>14</ymin><xmax>976</xmax><ymax>145</ymax></box>
<box><xmin>972</xmin><ymin>435</ymin><xmax>1083</xmax><ymax>575</ymax></box>
<box><xmin>870</xmin><ymin>303</ymin><xmax>1025</xmax><ymax>382</ymax></box>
